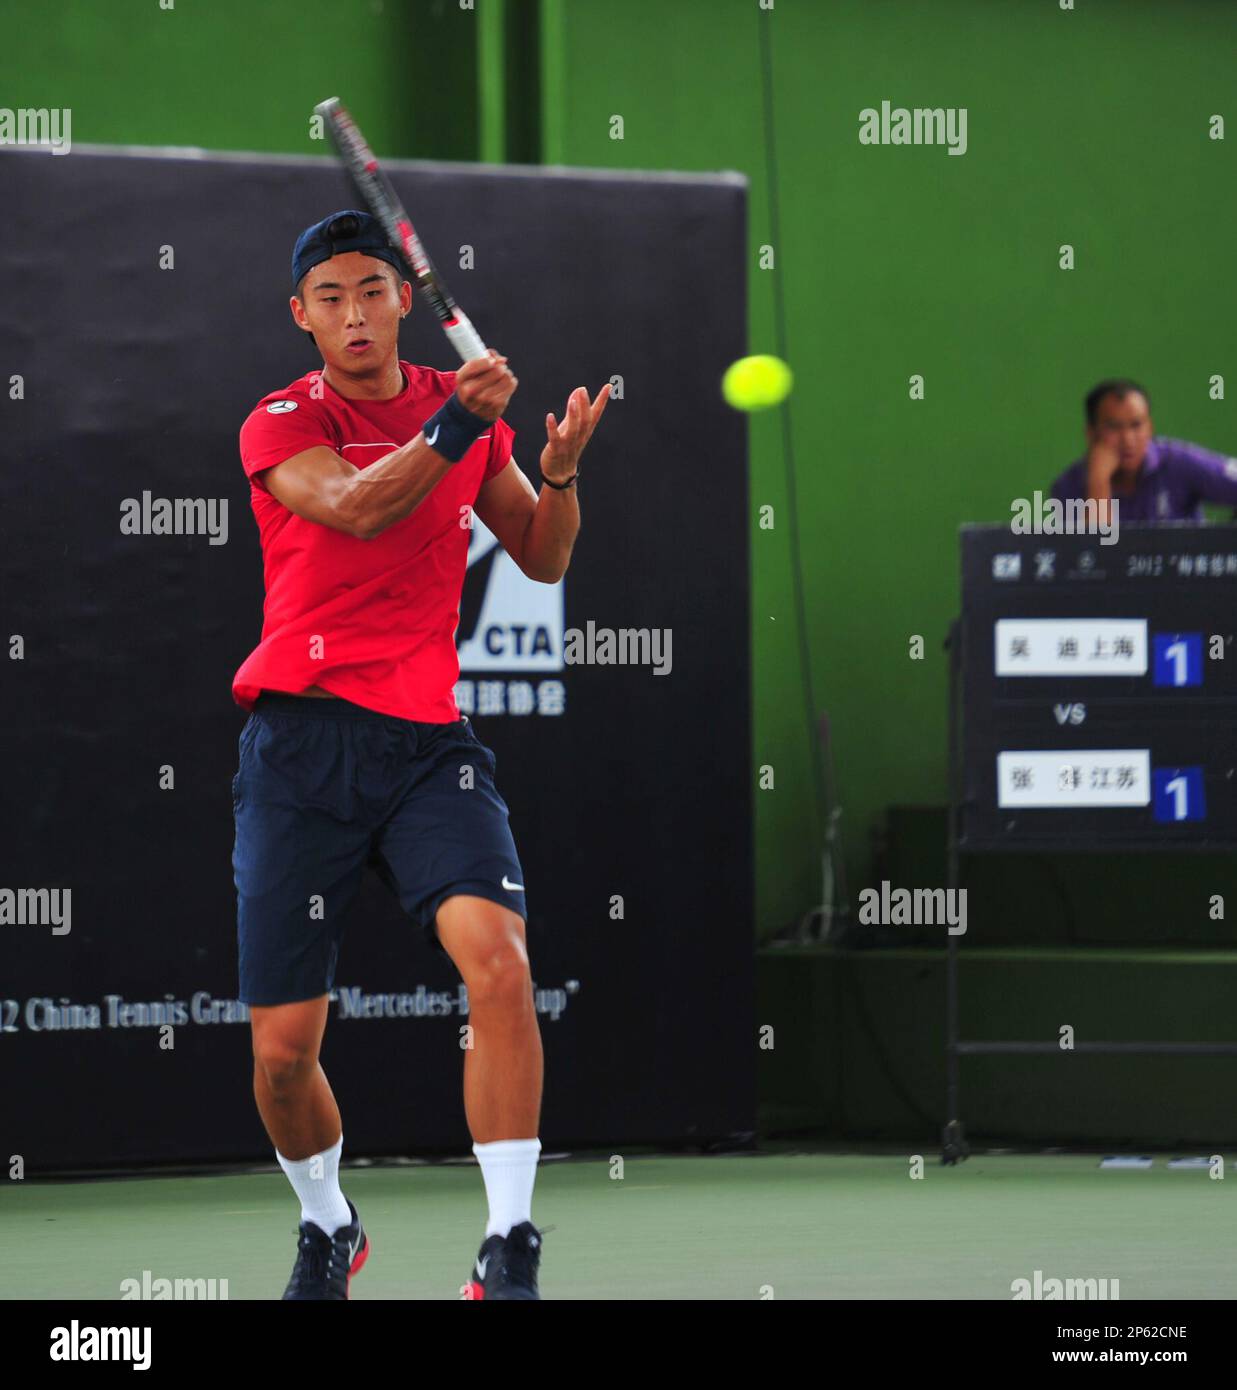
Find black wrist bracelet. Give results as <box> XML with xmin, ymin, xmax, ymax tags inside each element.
<box><xmin>541</xmin><ymin>470</ymin><xmax>578</xmax><ymax>490</ymax></box>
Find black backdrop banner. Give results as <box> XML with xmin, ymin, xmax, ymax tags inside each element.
<box><xmin>1</xmin><ymin>146</ymin><xmax>753</xmax><ymax>1169</ymax></box>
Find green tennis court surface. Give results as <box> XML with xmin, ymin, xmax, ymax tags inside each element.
<box><xmin>3</xmin><ymin>1148</ymin><xmax>1232</xmax><ymax>1300</ymax></box>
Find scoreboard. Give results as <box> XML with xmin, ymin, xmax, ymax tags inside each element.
<box><xmin>957</xmin><ymin>523</ymin><xmax>1237</xmax><ymax>852</ymax></box>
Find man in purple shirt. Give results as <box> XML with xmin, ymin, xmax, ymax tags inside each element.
<box><xmin>1051</xmin><ymin>379</ymin><xmax>1237</xmax><ymax>522</ymax></box>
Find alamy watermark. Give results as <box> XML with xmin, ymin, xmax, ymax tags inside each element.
<box><xmin>120</xmin><ymin>1269</ymin><xmax>229</xmax><ymax>1299</ymax></box>
<box><xmin>857</xmin><ymin>881</ymin><xmax>966</xmax><ymax>935</ymax></box>
<box><xmin>1011</xmin><ymin>1268</ymin><xmax>1119</xmax><ymax>1300</ymax></box>
<box><xmin>120</xmin><ymin>493</ymin><xmax>228</xmax><ymax>545</ymax></box>
<box><xmin>50</xmin><ymin>1324</ymin><xmax>149</xmax><ymax>1369</ymax></box>
<box><xmin>859</xmin><ymin>101</ymin><xmax>967</xmax><ymax>156</ymax></box>
<box><xmin>0</xmin><ymin>107</ymin><xmax>71</xmax><ymax>155</ymax></box>
<box><xmin>563</xmin><ymin>621</ymin><xmax>671</xmax><ymax>675</ymax></box>
<box><xmin>1010</xmin><ymin>491</ymin><xmax>1119</xmax><ymax>545</ymax></box>
<box><xmin>0</xmin><ymin>887</ymin><xmax>70</xmax><ymax>934</ymax></box>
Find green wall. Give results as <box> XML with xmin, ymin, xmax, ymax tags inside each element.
<box><xmin>8</xmin><ymin>0</ymin><xmax>1237</xmax><ymax>942</ymax></box>
<box><xmin>0</xmin><ymin>0</ymin><xmax>475</xmax><ymax>159</ymax></box>
<box><xmin>539</xmin><ymin>0</ymin><xmax>1237</xmax><ymax>937</ymax></box>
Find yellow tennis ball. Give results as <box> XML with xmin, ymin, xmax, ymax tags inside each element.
<box><xmin>722</xmin><ymin>355</ymin><xmax>793</xmax><ymax>411</ymax></box>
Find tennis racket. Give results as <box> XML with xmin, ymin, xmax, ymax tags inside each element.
<box><xmin>315</xmin><ymin>96</ymin><xmax>489</xmax><ymax>363</ymax></box>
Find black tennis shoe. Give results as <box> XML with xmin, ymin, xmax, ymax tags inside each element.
<box><xmin>282</xmin><ymin>1198</ymin><xmax>370</xmax><ymax>1300</ymax></box>
<box><xmin>462</xmin><ymin>1221</ymin><xmax>545</xmax><ymax>1300</ymax></box>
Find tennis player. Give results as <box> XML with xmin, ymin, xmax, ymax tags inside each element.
<box><xmin>230</xmin><ymin>210</ymin><xmax>609</xmax><ymax>1300</ymax></box>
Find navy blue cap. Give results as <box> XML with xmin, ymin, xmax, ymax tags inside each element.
<box><xmin>292</xmin><ymin>210</ymin><xmax>408</xmax><ymax>290</ymax></box>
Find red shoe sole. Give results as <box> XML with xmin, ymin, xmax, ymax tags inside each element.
<box><xmin>346</xmin><ymin>1233</ymin><xmax>371</xmax><ymax>1298</ymax></box>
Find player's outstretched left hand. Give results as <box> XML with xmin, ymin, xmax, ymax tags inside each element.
<box><xmin>541</xmin><ymin>384</ymin><xmax>610</xmax><ymax>485</ymax></box>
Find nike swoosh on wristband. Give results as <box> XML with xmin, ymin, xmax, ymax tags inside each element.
<box><xmin>425</xmin><ymin>424</ymin><xmax>440</xmax><ymax>447</ymax></box>
<box><xmin>476</xmin><ymin>1254</ymin><xmax>489</xmax><ymax>1278</ymax></box>
<box><xmin>502</xmin><ymin>876</ymin><xmax>524</xmax><ymax>892</ymax></box>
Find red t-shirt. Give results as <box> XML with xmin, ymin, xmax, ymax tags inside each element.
<box><xmin>232</xmin><ymin>360</ymin><xmax>514</xmax><ymax>721</ymax></box>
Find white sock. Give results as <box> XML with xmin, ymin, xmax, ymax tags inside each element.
<box><xmin>276</xmin><ymin>1133</ymin><xmax>352</xmax><ymax>1236</ymax></box>
<box><xmin>473</xmin><ymin>1137</ymin><xmax>542</xmax><ymax>1238</ymax></box>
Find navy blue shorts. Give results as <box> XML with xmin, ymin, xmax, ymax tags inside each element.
<box><xmin>231</xmin><ymin>692</ymin><xmax>527</xmax><ymax>1007</ymax></box>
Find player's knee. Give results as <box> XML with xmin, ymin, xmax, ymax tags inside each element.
<box><xmin>464</xmin><ymin>941</ymin><xmax>532</xmax><ymax>1007</ymax></box>
<box><xmin>254</xmin><ymin>1038</ymin><xmax>318</xmax><ymax>1093</ymax></box>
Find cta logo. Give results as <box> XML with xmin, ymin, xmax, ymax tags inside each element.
<box><xmin>456</xmin><ymin>518</ymin><xmax>563</xmax><ymax>672</ymax></box>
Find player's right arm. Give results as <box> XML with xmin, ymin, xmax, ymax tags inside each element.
<box><xmin>263</xmin><ymin>439</ymin><xmax>467</xmax><ymax>540</ymax></box>
<box><xmin>247</xmin><ymin>354</ymin><xmax>517</xmax><ymax>540</ymax></box>
<box><xmin>260</xmin><ymin>445</ymin><xmax>379</xmax><ymax>540</ymax></box>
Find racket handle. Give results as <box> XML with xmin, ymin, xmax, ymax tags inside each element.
<box><xmin>443</xmin><ymin>311</ymin><xmax>489</xmax><ymax>363</ymax></box>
